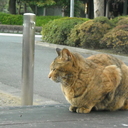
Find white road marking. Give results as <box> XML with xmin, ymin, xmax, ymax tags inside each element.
<box><xmin>0</xmin><ymin>33</ymin><xmax>42</xmax><ymax>37</ymax></box>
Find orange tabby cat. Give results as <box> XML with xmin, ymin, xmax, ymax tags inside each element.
<box><xmin>48</xmin><ymin>48</ymin><xmax>128</xmax><ymax>113</ymax></box>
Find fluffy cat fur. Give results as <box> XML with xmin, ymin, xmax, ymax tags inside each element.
<box><xmin>48</xmin><ymin>48</ymin><xmax>128</xmax><ymax>113</ymax></box>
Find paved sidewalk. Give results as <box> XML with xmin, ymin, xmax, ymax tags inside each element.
<box><xmin>0</xmin><ymin>105</ymin><xmax>128</xmax><ymax>128</ymax></box>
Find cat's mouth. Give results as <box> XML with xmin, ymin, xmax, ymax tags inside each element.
<box><xmin>49</xmin><ymin>77</ymin><xmax>61</xmax><ymax>83</ymax></box>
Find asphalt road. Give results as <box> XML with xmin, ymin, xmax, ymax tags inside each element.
<box><xmin>0</xmin><ymin>33</ymin><xmax>128</xmax><ymax>106</ymax></box>
<box><xmin>0</xmin><ymin>33</ymin><xmax>91</xmax><ymax>105</ymax></box>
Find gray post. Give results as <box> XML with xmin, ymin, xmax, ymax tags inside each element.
<box><xmin>123</xmin><ymin>0</ymin><xmax>127</xmax><ymax>15</ymax></box>
<box><xmin>106</xmin><ymin>1</ymin><xmax>109</xmax><ymax>18</ymax></box>
<box><xmin>70</xmin><ymin>0</ymin><xmax>74</xmax><ymax>17</ymax></box>
<box><xmin>21</xmin><ymin>13</ymin><xmax>35</xmax><ymax>105</ymax></box>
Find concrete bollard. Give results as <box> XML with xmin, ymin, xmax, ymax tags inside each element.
<box><xmin>21</xmin><ymin>13</ymin><xmax>35</xmax><ymax>105</ymax></box>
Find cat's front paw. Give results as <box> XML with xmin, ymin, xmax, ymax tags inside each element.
<box><xmin>69</xmin><ymin>106</ymin><xmax>77</xmax><ymax>112</ymax></box>
<box><xmin>76</xmin><ymin>107</ymin><xmax>91</xmax><ymax>113</ymax></box>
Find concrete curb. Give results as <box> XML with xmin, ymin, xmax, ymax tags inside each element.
<box><xmin>37</xmin><ymin>42</ymin><xmax>128</xmax><ymax>64</ymax></box>
<box><xmin>0</xmin><ymin>82</ymin><xmax>60</xmax><ymax>107</ymax></box>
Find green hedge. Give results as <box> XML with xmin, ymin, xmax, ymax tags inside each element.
<box><xmin>116</xmin><ymin>17</ymin><xmax>128</xmax><ymax>25</ymax></box>
<box><xmin>68</xmin><ymin>17</ymin><xmax>113</xmax><ymax>49</ymax></box>
<box><xmin>111</xmin><ymin>15</ymin><xmax>128</xmax><ymax>25</ymax></box>
<box><xmin>36</xmin><ymin>16</ymin><xmax>62</xmax><ymax>26</ymax></box>
<box><xmin>0</xmin><ymin>12</ymin><xmax>62</xmax><ymax>26</ymax></box>
<box><xmin>0</xmin><ymin>13</ymin><xmax>23</xmax><ymax>25</ymax></box>
<box><xmin>41</xmin><ymin>17</ymin><xmax>89</xmax><ymax>45</ymax></box>
<box><xmin>100</xmin><ymin>25</ymin><xmax>128</xmax><ymax>54</ymax></box>
<box><xmin>1</xmin><ymin>12</ymin><xmax>128</xmax><ymax>54</ymax></box>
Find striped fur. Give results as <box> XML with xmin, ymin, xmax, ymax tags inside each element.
<box><xmin>48</xmin><ymin>48</ymin><xmax>128</xmax><ymax>113</ymax></box>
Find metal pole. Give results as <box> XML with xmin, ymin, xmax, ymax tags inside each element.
<box><xmin>70</xmin><ymin>0</ymin><xmax>74</xmax><ymax>17</ymax></box>
<box><xmin>106</xmin><ymin>1</ymin><xmax>109</xmax><ymax>18</ymax></box>
<box><xmin>21</xmin><ymin>13</ymin><xmax>35</xmax><ymax>105</ymax></box>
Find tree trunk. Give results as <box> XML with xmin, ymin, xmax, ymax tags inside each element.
<box><xmin>17</xmin><ymin>1</ymin><xmax>21</xmax><ymax>14</ymax></box>
<box><xmin>61</xmin><ymin>7</ymin><xmax>65</xmax><ymax>17</ymax></box>
<box><xmin>123</xmin><ymin>0</ymin><xmax>127</xmax><ymax>15</ymax></box>
<box><xmin>29</xmin><ymin>5</ymin><xmax>37</xmax><ymax>14</ymax></box>
<box><xmin>24</xmin><ymin>3</ymin><xmax>27</xmax><ymax>13</ymax></box>
<box><xmin>106</xmin><ymin>0</ymin><xmax>109</xmax><ymax>18</ymax></box>
<box><xmin>8</xmin><ymin>0</ymin><xmax>16</xmax><ymax>14</ymax></box>
<box><xmin>93</xmin><ymin>0</ymin><xmax>104</xmax><ymax>18</ymax></box>
<box><xmin>43</xmin><ymin>8</ymin><xmax>46</xmax><ymax>16</ymax></box>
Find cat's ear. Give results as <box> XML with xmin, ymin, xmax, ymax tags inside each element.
<box><xmin>61</xmin><ymin>48</ymin><xmax>72</xmax><ymax>61</ymax></box>
<box><xmin>56</xmin><ymin>48</ymin><xmax>61</xmax><ymax>56</ymax></box>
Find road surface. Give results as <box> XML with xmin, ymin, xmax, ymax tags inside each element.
<box><xmin>0</xmin><ymin>33</ymin><xmax>91</xmax><ymax>105</ymax></box>
<box><xmin>0</xmin><ymin>33</ymin><xmax>128</xmax><ymax>106</ymax></box>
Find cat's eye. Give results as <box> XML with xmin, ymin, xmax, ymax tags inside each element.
<box><xmin>52</xmin><ymin>68</ymin><xmax>56</xmax><ymax>71</ymax></box>
<box><xmin>58</xmin><ymin>69</ymin><xmax>65</xmax><ymax>72</ymax></box>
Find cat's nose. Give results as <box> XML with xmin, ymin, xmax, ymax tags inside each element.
<box><xmin>48</xmin><ymin>73</ymin><xmax>51</xmax><ymax>78</ymax></box>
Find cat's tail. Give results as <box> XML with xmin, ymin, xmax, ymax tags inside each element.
<box><xmin>102</xmin><ymin>65</ymin><xmax>122</xmax><ymax>92</ymax></box>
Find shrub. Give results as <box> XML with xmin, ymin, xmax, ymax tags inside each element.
<box><xmin>67</xmin><ymin>23</ymin><xmax>82</xmax><ymax>47</ymax></box>
<box><xmin>0</xmin><ymin>13</ymin><xmax>23</xmax><ymax>25</ymax></box>
<box><xmin>94</xmin><ymin>16</ymin><xmax>115</xmax><ymax>27</ymax></box>
<box><xmin>36</xmin><ymin>16</ymin><xmax>62</xmax><ymax>26</ymax></box>
<box><xmin>68</xmin><ymin>17</ymin><xmax>113</xmax><ymax>49</ymax></box>
<box><xmin>111</xmin><ymin>15</ymin><xmax>128</xmax><ymax>25</ymax></box>
<box><xmin>116</xmin><ymin>17</ymin><xmax>128</xmax><ymax>26</ymax></box>
<box><xmin>100</xmin><ymin>25</ymin><xmax>128</xmax><ymax>54</ymax></box>
<box><xmin>41</xmin><ymin>17</ymin><xmax>89</xmax><ymax>45</ymax></box>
